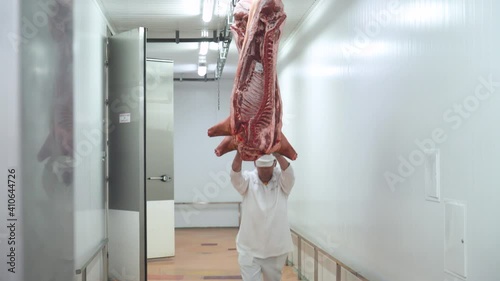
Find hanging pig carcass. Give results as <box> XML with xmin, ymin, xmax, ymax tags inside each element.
<box><xmin>208</xmin><ymin>0</ymin><xmax>297</xmax><ymax>161</ymax></box>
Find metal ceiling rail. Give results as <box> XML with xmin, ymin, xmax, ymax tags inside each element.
<box><xmin>147</xmin><ymin>37</ymin><xmax>230</xmax><ymax>43</ymax></box>
<box><xmin>148</xmin><ymin>1</ymin><xmax>239</xmax><ymax>79</ymax></box>
<box><xmin>147</xmin><ymin>27</ymin><xmax>233</xmax><ymax>79</ymax></box>
<box><xmin>174</xmin><ymin>77</ymin><xmax>218</xmax><ymax>82</ymax></box>
<box><xmin>147</xmin><ymin>30</ymin><xmax>230</xmax><ymax>44</ymax></box>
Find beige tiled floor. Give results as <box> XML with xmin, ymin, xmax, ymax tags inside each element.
<box><xmin>147</xmin><ymin>228</ymin><xmax>299</xmax><ymax>281</ymax></box>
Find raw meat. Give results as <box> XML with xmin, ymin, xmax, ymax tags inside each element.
<box><xmin>208</xmin><ymin>0</ymin><xmax>297</xmax><ymax>161</ymax></box>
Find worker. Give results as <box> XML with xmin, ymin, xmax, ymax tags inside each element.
<box><xmin>230</xmin><ymin>151</ymin><xmax>295</xmax><ymax>281</ymax></box>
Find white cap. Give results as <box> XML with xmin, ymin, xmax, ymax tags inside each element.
<box><xmin>255</xmin><ymin>154</ymin><xmax>276</xmax><ymax>167</ymax></box>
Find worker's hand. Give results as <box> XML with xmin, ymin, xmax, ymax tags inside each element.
<box><xmin>273</xmin><ymin>152</ymin><xmax>284</xmax><ymax>162</ymax></box>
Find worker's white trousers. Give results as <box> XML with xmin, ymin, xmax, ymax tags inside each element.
<box><xmin>238</xmin><ymin>252</ymin><xmax>288</xmax><ymax>281</ymax></box>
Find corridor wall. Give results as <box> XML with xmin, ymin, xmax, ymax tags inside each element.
<box><xmin>0</xmin><ymin>0</ymin><xmax>109</xmax><ymax>280</ymax></box>
<box><xmin>278</xmin><ymin>0</ymin><xmax>500</xmax><ymax>280</ymax></box>
<box><xmin>74</xmin><ymin>0</ymin><xmax>109</xmax><ymax>280</ymax></box>
<box><xmin>173</xmin><ymin>78</ymin><xmax>253</xmax><ymax>227</ymax></box>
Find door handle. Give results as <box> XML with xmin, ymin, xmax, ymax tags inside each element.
<box><xmin>147</xmin><ymin>175</ymin><xmax>172</xmax><ymax>182</ymax></box>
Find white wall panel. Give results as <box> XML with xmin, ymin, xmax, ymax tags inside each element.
<box><xmin>173</xmin><ymin>78</ymin><xmax>253</xmax><ymax>227</ymax></box>
<box><xmin>108</xmin><ymin>210</ymin><xmax>139</xmax><ymax>281</ymax></box>
<box><xmin>73</xmin><ymin>0</ymin><xmax>108</xmax><ymax>273</ymax></box>
<box><xmin>147</xmin><ymin>200</ymin><xmax>175</xmax><ymax>258</ymax></box>
<box><xmin>174</xmin><ymin>204</ymin><xmax>239</xmax><ymax>228</ymax></box>
<box><xmin>319</xmin><ymin>253</ymin><xmax>337</xmax><ymax>281</ymax></box>
<box><xmin>301</xmin><ymin>242</ymin><xmax>315</xmax><ymax>281</ymax></box>
<box><xmin>7</xmin><ymin>0</ymin><xmax>108</xmax><ymax>279</ymax></box>
<box><xmin>291</xmin><ymin>233</ymin><xmax>299</xmax><ymax>267</ymax></box>
<box><xmin>279</xmin><ymin>0</ymin><xmax>500</xmax><ymax>280</ymax></box>
<box><xmin>19</xmin><ymin>0</ymin><xmax>75</xmax><ymax>280</ymax></box>
<box><xmin>342</xmin><ymin>267</ymin><xmax>362</xmax><ymax>281</ymax></box>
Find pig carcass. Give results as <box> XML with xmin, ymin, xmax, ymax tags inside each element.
<box><xmin>208</xmin><ymin>0</ymin><xmax>297</xmax><ymax>161</ymax></box>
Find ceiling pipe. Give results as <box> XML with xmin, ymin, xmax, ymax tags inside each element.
<box><xmin>151</xmin><ymin>6</ymin><xmax>235</xmax><ymax>80</ymax></box>
<box><xmin>148</xmin><ymin>30</ymin><xmax>229</xmax><ymax>43</ymax></box>
<box><xmin>174</xmin><ymin>77</ymin><xmax>218</xmax><ymax>82</ymax></box>
<box><xmin>148</xmin><ymin>37</ymin><xmax>228</xmax><ymax>43</ymax></box>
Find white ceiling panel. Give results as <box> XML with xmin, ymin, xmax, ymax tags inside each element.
<box><xmin>99</xmin><ymin>0</ymin><xmax>319</xmax><ymax>79</ymax></box>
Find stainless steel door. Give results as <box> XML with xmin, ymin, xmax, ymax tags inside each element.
<box><xmin>146</xmin><ymin>59</ymin><xmax>175</xmax><ymax>258</ymax></box>
<box><xmin>107</xmin><ymin>27</ymin><xmax>147</xmax><ymax>281</ymax></box>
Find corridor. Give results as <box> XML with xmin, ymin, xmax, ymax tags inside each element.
<box><xmin>147</xmin><ymin>228</ymin><xmax>299</xmax><ymax>281</ymax></box>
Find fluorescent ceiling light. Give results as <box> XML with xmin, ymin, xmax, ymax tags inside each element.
<box><xmin>198</xmin><ymin>65</ymin><xmax>207</xmax><ymax>76</ymax></box>
<box><xmin>198</xmin><ymin>56</ymin><xmax>207</xmax><ymax>76</ymax></box>
<box><xmin>199</xmin><ymin>30</ymin><xmax>210</xmax><ymax>55</ymax></box>
<box><xmin>203</xmin><ymin>0</ymin><xmax>215</xmax><ymax>22</ymax></box>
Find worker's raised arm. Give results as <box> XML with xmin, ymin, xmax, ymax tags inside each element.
<box><xmin>274</xmin><ymin>152</ymin><xmax>295</xmax><ymax>194</ymax></box>
<box><xmin>230</xmin><ymin>151</ymin><xmax>248</xmax><ymax>195</ymax></box>
<box><xmin>232</xmin><ymin>151</ymin><xmax>243</xmax><ymax>172</ymax></box>
<box><xmin>273</xmin><ymin>152</ymin><xmax>290</xmax><ymax>170</ymax></box>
